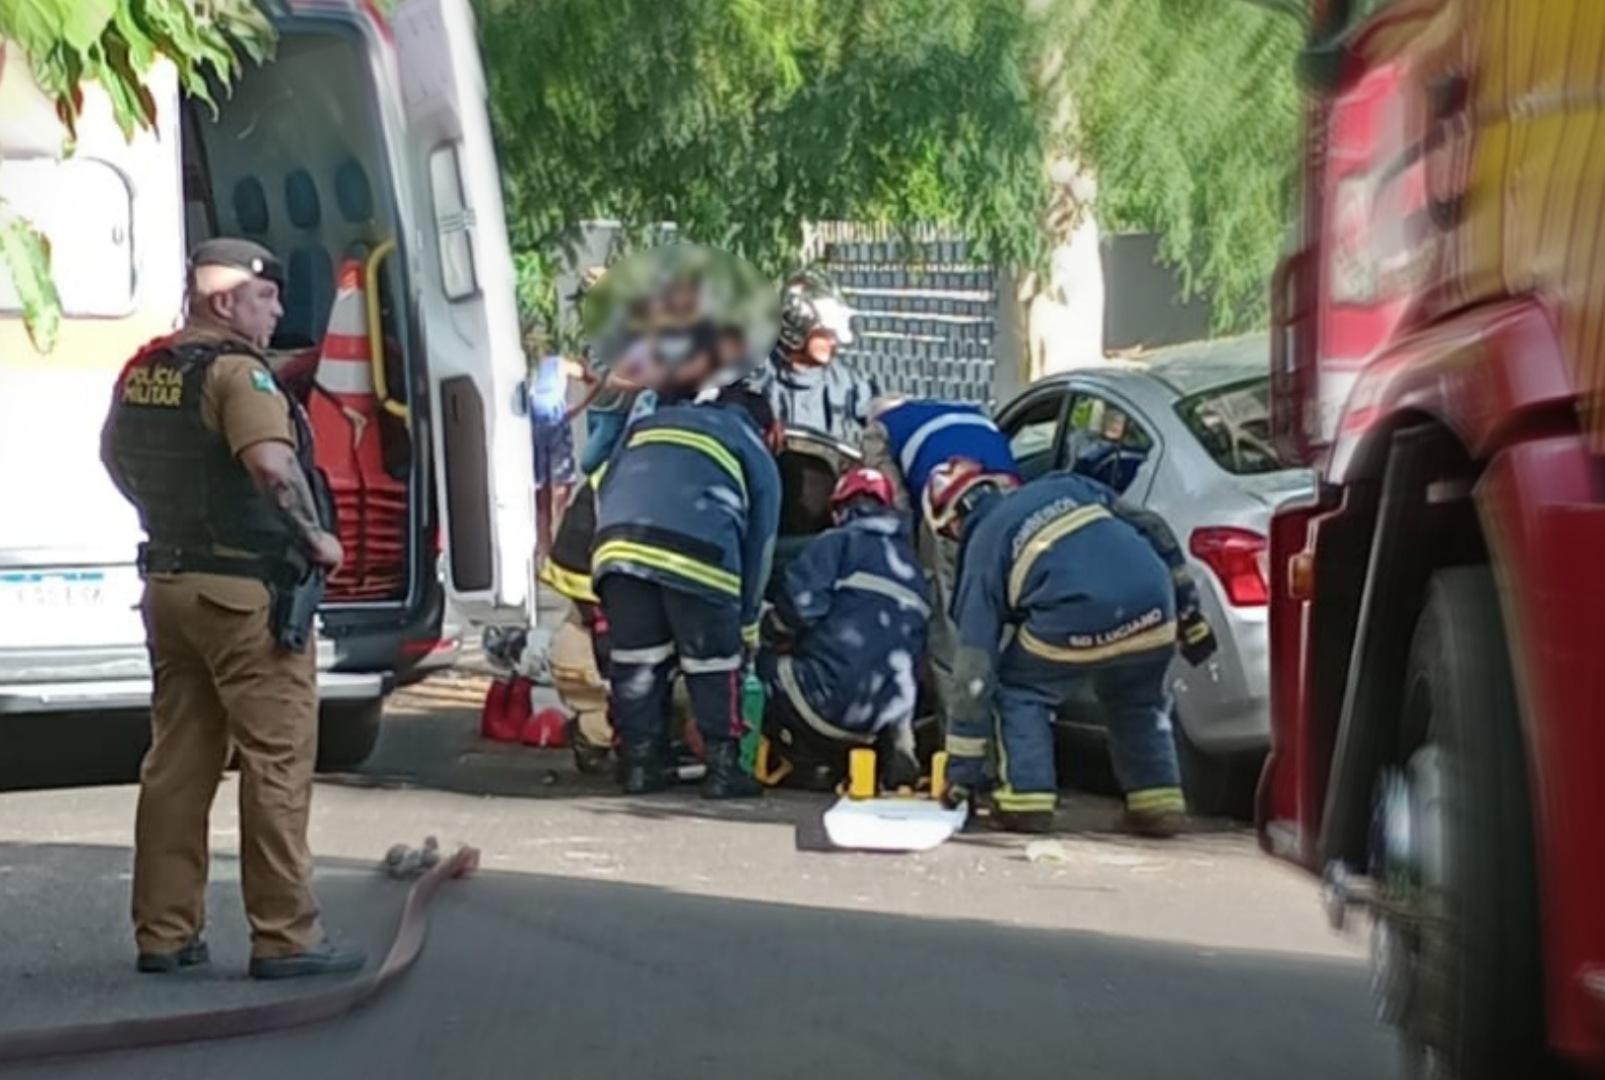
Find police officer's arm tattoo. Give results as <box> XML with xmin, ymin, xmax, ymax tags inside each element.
<box><xmin>240</xmin><ymin>440</ymin><xmax>324</xmax><ymax>550</ymax></box>
<box><xmin>266</xmin><ymin>469</ymin><xmax>325</xmax><ymax>551</ymax></box>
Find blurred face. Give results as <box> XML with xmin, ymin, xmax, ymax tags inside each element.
<box><xmin>207</xmin><ymin>277</ymin><xmax>283</xmax><ymax>348</ymax></box>
<box><xmin>716</xmin><ymin>329</ymin><xmax>748</xmax><ymax>368</ymax></box>
<box><xmin>798</xmin><ymin>328</ymin><xmax>838</xmax><ymax>367</ymax></box>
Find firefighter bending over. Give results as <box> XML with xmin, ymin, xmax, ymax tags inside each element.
<box><xmin>592</xmin><ymin>314</ymin><xmax>782</xmax><ymax>799</ymax></box>
<box><xmin>928</xmin><ymin>460</ymin><xmax>1218</xmax><ymax>837</ymax></box>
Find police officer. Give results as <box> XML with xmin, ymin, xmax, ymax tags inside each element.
<box><xmin>926</xmin><ymin>459</ymin><xmax>1218</xmax><ymax>837</ymax></box>
<box><xmin>101</xmin><ymin>238</ymin><xmax>364</xmax><ymax>978</ymax></box>
<box><xmin>750</xmin><ymin>270</ymin><xmax>877</xmax><ymax>445</ymax></box>
<box><xmin>758</xmin><ymin>467</ymin><xmax>931</xmax><ymax>790</ymax></box>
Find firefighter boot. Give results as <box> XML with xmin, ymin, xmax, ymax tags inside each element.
<box><xmin>702</xmin><ymin>740</ymin><xmax>763</xmax><ymax>800</ymax></box>
<box><xmin>989</xmin><ymin>809</ymin><xmax>1056</xmax><ymax>834</ymax></box>
<box><xmin>1120</xmin><ymin>787</ymin><xmax>1187</xmax><ymax>839</ymax></box>
<box><xmin>567</xmin><ymin>716</ymin><xmax>613</xmax><ymax>775</ymax></box>
<box><xmin>617</xmin><ymin>738</ymin><xmax>674</xmax><ymax>795</ymax></box>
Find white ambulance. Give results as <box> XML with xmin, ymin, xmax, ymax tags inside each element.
<box><xmin>0</xmin><ymin>0</ymin><xmax>534</xmax><ymax>769</ymax></box>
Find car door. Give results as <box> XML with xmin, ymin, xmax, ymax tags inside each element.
<box><xmin>999</xmin><ymin>385</ymin><xmax>1072</xmax><ymax>481</ymax></box>
<box><xmin>392</xmin><ymin>0</ymin><xmax>535</xmax><ymax>625</ymax></box>
<box><xmin>1059</xmin><ymin>384</ymin><xmax>1163</xmax><ymax>504</ymax></box>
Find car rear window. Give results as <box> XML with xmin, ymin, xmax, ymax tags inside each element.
<box><xmin>1173</xmin><ymin>377</ymin><xmax>1286</xmax><ymax>475</ymax></box>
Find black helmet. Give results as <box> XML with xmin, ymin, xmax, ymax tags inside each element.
<box><xmin>777</xmin><ymin>269</ymin><xmax>854</xmax><ymax>351</ymax></box>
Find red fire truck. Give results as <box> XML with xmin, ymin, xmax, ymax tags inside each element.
<box><xmin>1260</xmin><ymin>0</ymin><xmax>1605</xmax><ymax>1075</ymax></box>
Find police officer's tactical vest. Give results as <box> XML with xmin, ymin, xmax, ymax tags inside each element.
<box><xmin>106</xmin><ymin>336</ymin><xmax>327</xmax><ymax>570</ymax></box>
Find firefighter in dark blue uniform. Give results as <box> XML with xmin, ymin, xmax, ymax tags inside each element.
<box><xmin>592</xmin><ymin>309</ymin><xmax>782</xmax><ymax>798</ymax></box>
<box><xmin>927</xmin><ymin>460</ymin><xmax>1218</xmax><ymax>836</ymax></box>
<box><xmin>758</xmin><ymin>467</ymin><xmax>931</xmax><ymax>790</ymax></box>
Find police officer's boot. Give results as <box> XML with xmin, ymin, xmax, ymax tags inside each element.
<box><xmin>136</xmin><ymin>935</ymin><xmax>209</xmax><ymax>974</ymax></box>
<box><xmin>617</xmin><ymin>738</ymin><xmax>673</xmax><ymax>794</ymax></box>
<box><xmin>702</xmin><ymin>740</ymin><xmax>762</xmax><ymax>800</ymax></box>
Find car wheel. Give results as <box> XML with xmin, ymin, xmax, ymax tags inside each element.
<box><xmin>317</xmin><ymin>699</ymin><xmax>383</xmax><ymax>771</ymax></box>
<box><xmin>1377</xmin><ymin>567</ymin><xmax>1546</xmax><ymax>1079</ymax></box>
<box><xmin>1174</xmin><ymin>719</ymin><xmax>1259</xmax><ymax>820</ymax></box>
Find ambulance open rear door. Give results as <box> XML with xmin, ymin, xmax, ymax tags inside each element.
<box><xmin>391</xmin><ymin>0</ymin><xmax>535</xmax><ymax>626</ymax></box>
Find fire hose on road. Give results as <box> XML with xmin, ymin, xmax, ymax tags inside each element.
<box><xmin>0</xmin><ymin>844</ymin><xmax>480</xmax><ymax>1067</ymax></box>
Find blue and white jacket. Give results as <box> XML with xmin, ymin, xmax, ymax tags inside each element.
<box><xmin>875</xmin><ymin>400</ymin><xmax>1019</xmax><ymax>505</ymax></box>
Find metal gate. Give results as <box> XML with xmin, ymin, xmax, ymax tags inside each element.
<box><xmin>806</xmin><ymin>222</ymin><xmax>999</xmax><ymax>407</ymax></box>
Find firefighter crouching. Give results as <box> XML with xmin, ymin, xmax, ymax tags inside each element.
<box><xmin>591</xmin><ymin>315</ymin><xmax>782</xmax><ymax>798</ymax></box>
<box><xmin>758</xmin><ymin>467</ymin><xmax>931</xmax><ymax>791</ymax></box>
<box><xmin>100</xmin><ymin>239</ymin><xmax>364</xmax><ymax>978</ymax></box>
<box><xmin>927</xmin><ymin>459</ymin><xmax>1218</xmax><ymax>838</ymax></box>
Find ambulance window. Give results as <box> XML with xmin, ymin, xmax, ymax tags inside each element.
<box><xmin>0</xmin><ymin>158</ymin><xmax>134</xmax><ymax>316</ymax></box>
<box><xmin>428</xmin><ymin>143</ymin><xmax>478</xmax><ymax>300</ymax></box>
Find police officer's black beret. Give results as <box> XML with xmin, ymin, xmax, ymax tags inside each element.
<box><xmin>190</xmin><ymin>237</ymin><xmax>285</xmax><ymax>287</ymax></box>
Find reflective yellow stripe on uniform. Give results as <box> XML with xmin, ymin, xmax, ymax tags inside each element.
<box><xmin>1017</xmin><ymin>620</ymin><xmax>1177</xmax><ymax>664</ymax></box>
<box><xmin>1006</xmin><ymin>505</ymin><xmax>1111</xmax><ymax>607</ymax></box>
<box><xmin>946</xmin><ymin>734</ymin><xmax>989</xmax><ymax>758</ymax></box>
<box><xmin>777</xmin><ymin>656</ymin><xmax>876</xmax><ymax>745</ymax></box>
<box><xmin>627</xmin><ymin>428</ymin><xmax>746</xmax><ymax>500</ymax></box>
<box><xmin>993</xmin><ymin>788</ymin><xmax>1058</xmax><ymax>811</ymax></box>
<box><xmin>1125</xmin><ymin>786</ymin><xmax>1186</xmax><ymax>814</ymax></box>
<box><xmin>540</xmin><ymin>558</ymin><xmax>597</xmax><ymax>603</ymax></box>
<box><xmin>742</xmin><ymin>622</ymin><xmax>761</xmax><ymax>648</ymax></box>
<box><xmin>593</xmin><ymin>540</ymin><xmax>741</xmax><ymax>596</ymax></box>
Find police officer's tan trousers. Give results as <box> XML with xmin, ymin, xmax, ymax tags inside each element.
<box><xmin>132</xmin><ymin>573</ymin><xmax>322</xmax><ymax>959</ymax></box>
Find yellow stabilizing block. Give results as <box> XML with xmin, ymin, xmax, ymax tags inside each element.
<box><xmin>847</xmin><ymin>748</ymin><xmax>878</xmax><ymax>800</ymax></box>
<box><xmin>929</xmin><ymin>751</ymin><xmax>949</xmax><ymax>803</ymax></box>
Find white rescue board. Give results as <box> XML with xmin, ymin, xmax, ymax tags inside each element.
<box><xmin>820</xmin><ymin>796</ymin><xmax>967</xmax><ymax>852</ymax></box>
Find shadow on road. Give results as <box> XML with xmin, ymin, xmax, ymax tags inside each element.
<box><xmin>335</xmin><ymin>704</ymin><xmax>1252</xmax><ymax>839</ymax></box>
<box><xmin>0</xmin><ymin>840</ymin><xmax>1396</xmax><ymax>1080</ymax></box>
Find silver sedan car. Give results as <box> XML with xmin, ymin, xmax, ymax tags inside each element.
<box><xmin>994</xmin><ymin>335</ymin><xmax>1315</xmax><ymax>816</ymax></box>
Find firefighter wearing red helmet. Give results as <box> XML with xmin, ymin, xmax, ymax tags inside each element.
<box><xmin>927</xmin><ymin>457</ymin><xmax>1219</xmax><ymax>837</ymax></box>
<box><xmin>756</xmin><ymin>467</ymin><xmax>932</xmax><ymax>790</ymax></box>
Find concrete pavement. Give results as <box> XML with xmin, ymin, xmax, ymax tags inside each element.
<box><xmin>0</xmin><ymin>672</ymin><xmax>1398</xmax><ymax>1079</ymax></box>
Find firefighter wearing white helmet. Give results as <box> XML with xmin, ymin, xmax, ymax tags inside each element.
<box><xmin>750</xmin><ymin>269</ymin><xmax>877</xmax><ymax>445</ymax></box>
<box><xmin>927</xmin><ymin>458</ymin><xmax>1219</xmax><ymax>838</ymax></box>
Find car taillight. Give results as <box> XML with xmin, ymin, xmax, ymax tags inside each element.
<box><xmin>1189</xmin><ymin>527</ymin><xmax>1269</xmax><ymax>606</ymax></box>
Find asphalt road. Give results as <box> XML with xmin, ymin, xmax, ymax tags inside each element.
<box><xmin>0</xmin><ymin>669</ymin><xmax>1399</xmax><ymax>1079</ymax></box>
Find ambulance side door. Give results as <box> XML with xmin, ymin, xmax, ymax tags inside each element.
<box><xmin>392</xmin><ymin>0</ymin><xmax>534</xmax><ymax>625</ymax></box>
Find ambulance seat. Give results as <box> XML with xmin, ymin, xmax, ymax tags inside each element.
<box><xmin>275</xmin><ymin>168</ymin><xmax>334</xmax><ymax>349</ymax></box>
<box><xmin>275</xmin><ymin>247</ymin><xmax>334</xmax><ymax>350</ymax></box>
<box><xmin>334</xmin><ymin>157</ymin><xmax>373</xmax><ymax>224</ymax></box>
<box><xmin>285</xmin><ymin>169</ymin><xmax>321</xmax><ymax>229</ymax></box>
<box><xmin>232</xmin><ymin>177</ymin><xmax>269</xmax><ymax>235</ymax></box>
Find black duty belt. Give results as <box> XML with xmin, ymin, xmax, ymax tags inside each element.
<box><xmin>137</xmin><ymin>544</ymin><xmax>274</xmax><ymax>583</ymax></box>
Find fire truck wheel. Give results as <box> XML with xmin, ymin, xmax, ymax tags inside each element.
<box><xmin>1391</xmin><ymin>567</ymin><xmax>1545</xmax><ymax>1080</ymax></box>
<box><xmin>317</xmin><ymin>699</ymin><xmax>384</xmax><ymax>772</ymax></box>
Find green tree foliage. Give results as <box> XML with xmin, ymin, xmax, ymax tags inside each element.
<box><xmin>479</xmin><ymin>0</ymin><xmax>1301</xmax><ymax>337</ymax></box>
<box><xmin>0</xmin><ymin>0</ymin><xmax>273</xmax><ymax>350</ymax></box>
<box><xmin>475</xmin><ymin>0</ymin><xmax>1051</xmax><ymax>338</ymax></box>
<box><xmin>1061</xmin><ymin>0</ymin><xmax>1303</xmax><ymax>330</ymax></box>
